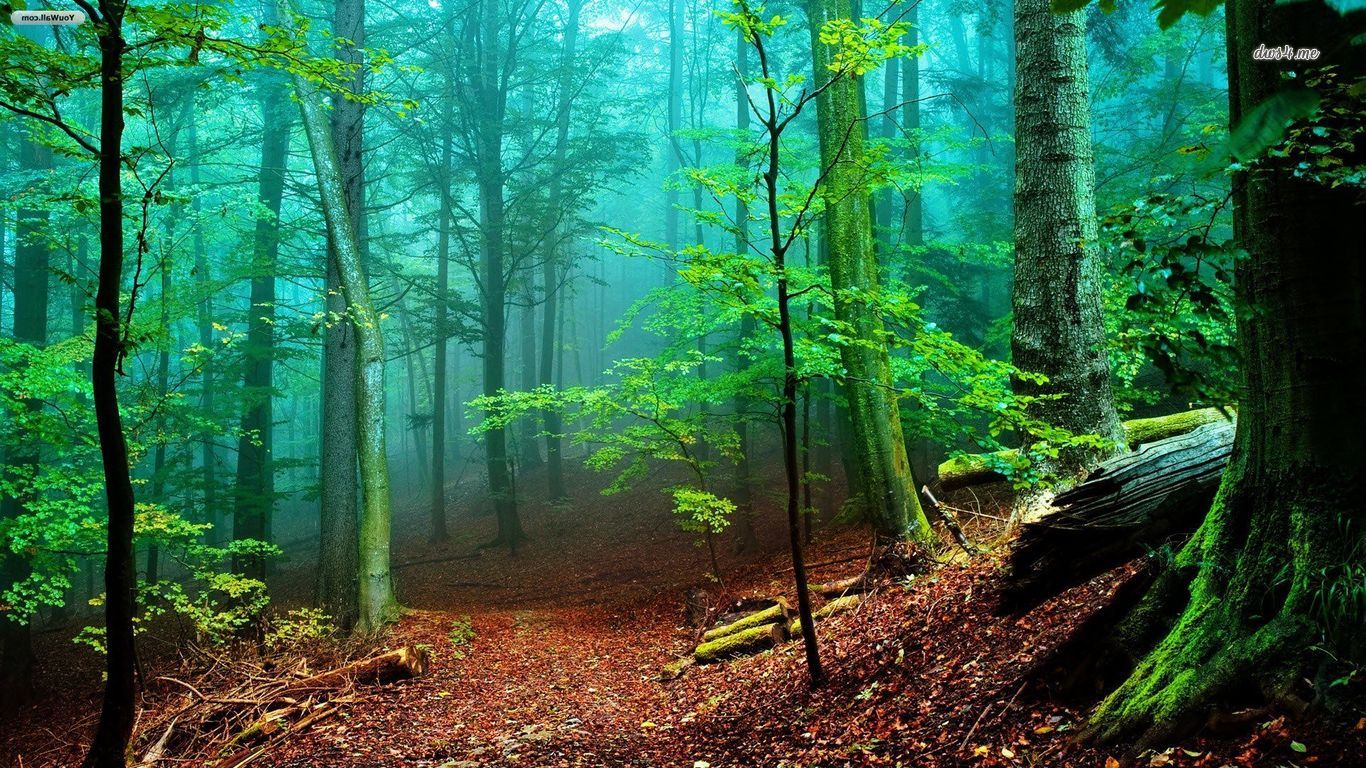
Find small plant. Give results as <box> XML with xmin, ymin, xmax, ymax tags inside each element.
<box><xmin>264</xmin><ymin>608</ymin><xmax>335</xmax><ymax>651</ymax></box>
<box><xmin>448</xmin><ymin>615</ymin><xmax>475</xmax><ymax>658</ymax></box>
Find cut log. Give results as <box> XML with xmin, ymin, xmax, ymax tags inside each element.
<box><xmin>280</xmin><ymin>646</ymin><xmax>429</xmax><ymax>697</ymax></box>
<box><xmin>810</xmin><ymin>575</ymin><xmax>872</xmax><ymax>599</ymax></box>
<box><xmin>789</xmin><ymin>594</ymin><xmax>862</xmax><ymax>636</ymax></box>
<box><xmin>701</xmin><ymin>598</ymin><xmax>792</xmax><ymax>643</ymax></box>
<box><xmin>935</xmin><ymin>407</ymin><xmax>1233</xmax><ymax>490</ymax></box>
<box><xmin>999</xmin><ymin>420</ymin><xmax>1235</xmax><ymax>613</ymax></box>
<box><xmin>694</xmin><ymin>622</ymin><xmax>786</xmax><ymax>664</ymax></box>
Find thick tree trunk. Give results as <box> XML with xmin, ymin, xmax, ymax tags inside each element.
<box><xmin>1010</xmin><ymin>0</ymin><xmax>1124</xmax><ymax>474</ymax></box>
<box><xmin>233</xmin><ymin>64</ymin><xmax>288</xmax><ymax>583</ymax></box>
<box><xmin>1087</xmin><ymin>0</ymin><xmax>1364</xmax><ymax>749</ymax></box>
<box><xmin>806</xmin><ymin>0</ymin><xmax>934</xmax><ymax>546</ymax></box>
<box><xmin>317</xmin><ymin>0</ymin><xmax>364</xmax><ymax>630</ymax></box>
<box><xmin>296</xmin><ymin>75</ymin><xmax>400</xmax><ymax>635</ymax></box>
<box><xmin>83</xmin><ymin>3</ymin><xmax>137</xmax><ymax>765</ymax></box>
<box><xmin>0</xmin><ymin>125</ymin><xmax>51</xmax><ymax>713</ymax></box>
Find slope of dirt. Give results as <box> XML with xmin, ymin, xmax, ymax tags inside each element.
<box><xmin>3</xmin><ymin>459</ymin><xmax>1362</xmax><ymax>767</ymax></box>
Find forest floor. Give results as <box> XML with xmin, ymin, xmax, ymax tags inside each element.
<box><xmin>3</xmin><ymin>460</ymin><xmax>1363</xmax><ymax>767</ymax></box>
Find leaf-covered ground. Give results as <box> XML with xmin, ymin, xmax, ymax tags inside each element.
<box><xmin>3</xmin><ymin>464</ymin><xmax>1362</xmax><ymax>766</ymax></box>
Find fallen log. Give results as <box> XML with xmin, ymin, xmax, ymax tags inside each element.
<box><xmin>280</xmin><ymin>645</ymin><xmax>429</xmax><ymax>697</ymax></box>
<box><xmin>701</xmin><ymin>599</ymin><xmax>792</xmax><ymax>643</ymax></box>
<box><xmin>935</xmin><ymin>407</ymin><xmax>1232</xmax><ymax>491</ymax></box>
<box><xmin>789</xmin><ymin>594</ymin><xmax>863</xmax><ymax>636</ymax></box>
<box><xmin>694</xmin><ymin>622</ymin><xmax>786</xmax><ymax>664</ymax></box>
<box><xmin>810</xmin><ymin>575</ymin><xmax>872</xmax><ymax>599</ymax></box>
<box><xmin>999</xmin><ymin>420</ymin><xmax>1235</xmax><ymax>613</ymax></box>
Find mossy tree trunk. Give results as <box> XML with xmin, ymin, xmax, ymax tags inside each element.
<box><xmin>1011</xmin><ymin>0</ymin><xmax>1124</xmax><ymax>473</ymax></box>
<box><xmin>806</xmin><ymin>0</ymin><xmax>934</xmax><ymax>546</ymax></box>
<box><xmin>316</xmin><ymin>0</ymin><xmax>364</xmax><ymax>631</ymax></box>
<box><xmin>1087</xmin><ymin>0</ymin><xmax>1364</xmax><ymax>749</ymax></box>
<box><xmin>296</xmin><ymin>74</ymin><xmax>400</xmax><ymax>635</ymax></box>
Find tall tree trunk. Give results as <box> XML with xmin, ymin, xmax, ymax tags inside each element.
<box><xmin>806</xmin><ymin>0</ymin><xmax>934</xmax><ymax>546</ymax></box>
<box><xmin>540</xmin><ymin>0</ymin><xmax>580</xmax><ymax>504</ymax></box>
<box><xmin>1010</xmin><ymin>0</ymin><xmax>1124</xmax><ymax>474</ymax></box>
<box><xmin>663</xmin><ymin>0</ymin><xmax>683</xmax><ymax>282</ymax></box>
<box><xmin>0</xmin><ymin>122</ymin><xmax>51</xmax><ymax>714</ymax></box>
<box><xmin>475</xmin><ymin>0</ymin><xmax>524</xmax><ymax>550</ymax></box>
<box><xmin>187</xmin><ymin>102</ymin><xmax>218</xmax><ymax>533</ymax></box>
<box><xmin>1088</xmin><ymin>0</ymin><xmax>1364</xmax><ymax>749</ymax></box>
<box><xmin>517</xmin><ymin>301</ymin><xmax>540</xmax><ymax>468</ymax></box>
<box><xmin>233</xmin><ymin>36</ymin><xmax>289</xmax><ymax>584</ymax></box>
<box><xmin>430</xmin><ymin>32</ymin><xmax>454</xmax><ymax>540</ymax></box>
<box><xmin>296</xmin><ymin>74</ymin><xmax>400</xmax><ymax>635</ymax></box>
<box><xmin>83</xmin><ymin>2</ymin><xmax>137</xmax><ymax>765</ymax></box>
<box><xmin>730</xmin><ymin>34</ymin><xmax>758</xmax><ymax>555</ymax></box>
<box><xmin>317</xmin><ymin>0</ymin><xmax>364</xmax><ymax>629</ymax></box>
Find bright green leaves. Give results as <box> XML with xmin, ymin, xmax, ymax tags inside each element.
<box><xmin>671</xmin><ymin>487</ymin><xmax>736</xmax><ymax>535</ymax></box>
<box><xmin>715</xmin><ymin>1</ymin><xmax>787</xmax><ymax>41</ymax></box>
<box><xmin>817</xmin><ymin>17</ymin><xmax>914</xmax><ymax>77</ymax></box>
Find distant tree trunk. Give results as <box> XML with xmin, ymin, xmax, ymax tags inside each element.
<box><xmin>430</xmin><ymin>36</ymin><xmax>454</xmax><ymax>541</ymax></box>
<box><xmin>317</xmin><ymin>0</ymin><xmax>364</xmax><ymax>629</ymax></box>
<box><xmin>1011</xmin><ymin>0</ymin><xmax>1124</xmax><ymax>473</ymax></box>
<box><xmin>232</xmin><ymin>42</ymin><xmax>289</xmax><ymax>584</ymax></box>
<box><xmin>187</xmin><ymin>103</ymin><xmax>218</xmax><ymax>533</ymax></box>
<box><xmin>83</xmin><ymin>3</ymin><xmax>138</xmax><ymax>765</ymax></box>
<box><xmin>0</xmin><ymin>125</ymin><xmax>51</xmax><ymax>714</ymax></box>
<box><xmin>663</xmin><ymin>0</ymin><xmax>683</xmax><ymax>282</ymax></box>
<box><xmin>1088</xmin><ymin>0</ymin><xmax>1364</xmax><ymax>749</ymax></box>
<box><xmin>730</xmin><ymin>34</ymin><xmax>758</xmax><ymax>555</ymax></box>
<box><xmin>540</xmin><ymin>0</ymin><xmax>581</xmax><ymax>504</ymax></box>
<box><xmin>806</xmin><ymin>0</ymin><xmax>934</xmax><ymax>546</ymax></box>
<box><xmin>296</xmin><ymin>73</ymin><xmax>400</xmax><ymax>635</ymax></box>
<box><xmin>148</xmin><ymin>121</ymin><xmax>183</xmax><ymax>586</ymax></box>
<box><xmin>517</xmin><ymin>301</ymin><xmax>541</xmax><ymax>468</ymax></box>
<box><xmin>474</xmin><ymin>0</ymin><xmax>524</xmax><ymax>551</ymax></box>
<box><xmin>900</xmin><ymin>5</ymin><xmax>922</xmax><ymax>248</ymax></box>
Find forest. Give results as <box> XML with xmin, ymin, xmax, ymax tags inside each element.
<box><xmin>0</xmin><ymin>0</ymin><xmax>1362</xmax><ymax>765</ymax></box>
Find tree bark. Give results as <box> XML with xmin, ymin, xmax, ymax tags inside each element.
<box><xmin>1011</xmin><ymin>0</ymin><xmax>1124</xmax><ymax>473</ymax></box>
<box><xmin>317</xmin><ymin>0</ymin><xmax>364</xmax><ymax>630</ymax></box>
<box><xmin>430</xmin><ymin>22</ymin><xmax>455</xmax><ymax>541</ymax></box>
<box><xmin>806</xmin><ymin>0</ymin><xmax>934</xmax><ymax>546</ymax></box>
<box><xmin>83</xmin><ymin>2</ymin><xmax>137</xmax><ymax>765</ymax></box>
<box><xmin>296</xmin><ymin>75</ymin><xmax>400</xmax><ymax>635</ymax></box>
<box><xmin>1087</xmin><ymin>0</ymin><xmax>1364</xmax><ymax>749</ymax></box>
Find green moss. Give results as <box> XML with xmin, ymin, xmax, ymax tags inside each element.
<box><xmin>1122</xmin><ymin>408</ymin><xmax>1230</xmax><ymax>448</ymax></box>
<box><xmin>788</xmin><ymin>594</ymin><xmax>862</xmax><ymax>636</ymax></box>
<box><xmin>694</xmin><ymin>622</ymin><xmax>784</xmax><ymax>664</ymax></box>
<box><xmin>701</xmin><ymin>599</ymin><xmax>789</xmax><ymax>643</ymax></box>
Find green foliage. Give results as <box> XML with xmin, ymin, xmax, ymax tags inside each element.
<box><xmin>670</xmin><ymin>487</ymin><xmax>736</xmax><ymax>535</ymax></box>
<box><xmin>1230</xmin><ymin>87</ymin><xmax>1322</xmax><ymax>162</ymax></box>
<box><xmin>1101</xmin><ymin>191</ymin><xmax>1239</xmax><ymax>408</ymax></box>
<box><xmin>447</xmin><ymin>615</ymin><xmax>476</xmax><ymax>659</ymax></box>
<box><xmin>264</xmin><ymin>608</ymin><xmax>335</xmax><ymax>651</ymax></box>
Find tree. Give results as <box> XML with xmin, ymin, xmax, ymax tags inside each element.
<box><xmin>233</xmin><ymin>51</ymin><xmax>289</xmax><ymax>584</ymax></box>
<box><xmin>296</xmin><ymin>71</ymin><xmax>400</xmax><ymax>635</ymax></box>
<box><xmin>83</xmin><ymin>1</ymin><xmax>139</xmax><ymax>764</ymax></box>
<box><xmin>805</xmin><ymin>0</ymin><xmax>935</xmax><ymax>546</ymax></box>
<box><xmin>1087</xmin><ymin>0</ymin><xmax>1364</xmax><ymax>749</ymax></box>
<box><xmin>1010</xmin><ymin>0</ymin><xmax>1124</xmax><ymax>474</ymax></box>
<box><xmin>317</xmin><ymin>0</ymin><xmax>363</xmax><ymax>630</ymax></box>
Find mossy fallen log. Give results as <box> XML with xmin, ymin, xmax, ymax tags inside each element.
<box><xmin>936</xmin><ymin>408</ymin><xmax>1233</xmax><ymax>490</ymax></box>
<box><xmin>694</xmin><ymin>623</ymin><xmax>786</xmax><ymax>664</ymax></box>
<box><xmin>789</xmin><ymin>594</ymin><xmax>863</xmax><ymax>636</ymax></box>
<box><xmin>701</xmin><ymin>598</ymin><xmax>792</xmax><ymax>643</ymax></box>
<box><xmin>810</xmin><ymin>575</ymin><xmax>871</xmax><ymax>599</ymax></box>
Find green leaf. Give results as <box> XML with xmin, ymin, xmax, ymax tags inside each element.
<box><xmin>1290</xmin><ymin>741</ymin><xmax>1308</xmax><ymax>753</ymax></box>
<box><xmin>1230</xmin><ymin>87</ymin><xmax>1321</xmax><ymax>161</ymax></box>
<box><xmin>1325</xmin><ymin>0</ymin><xmax>1366</xmax><ymax>14</ymax></box>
